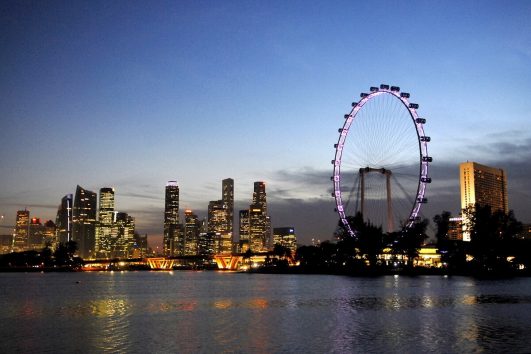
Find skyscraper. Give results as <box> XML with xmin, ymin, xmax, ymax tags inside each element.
<box><xmin>96</xmin><ymin>187</ymin><xmax>115</xmax><ymax>258</ymax></box>
<box><xmin>13</xmin><ymin>209</ymin><xmax>30</xmax><ymax>252</ymax></box>
<box><xmin>248</xmin><ymin>182</ymin><xmax>271</xmax><ymax>252</ymax></box>
<box><xmin>460</xmin><ymin>161</ymin><xmax>508</xmax><ymax>241</ymax></box>
<box><xmin>164</xmin><ymin>181</ymin><xmax>181</xmax><ymax>256</ymax></box>
<box><xmin>184</xmin><ymin>210</ymin><xmax>200</xmax><ymax>255</ymax></box>
<box><xmin>113</xmin><ymin>212</ymin><xmax>136</xmax><ymax>258</ymax></box>
<box><xmin>273</xmin><ymin>227</ymin><xmax>297</xmax><ymax>253</ymax></box>
<box><xmin>55</xmin><ymin>194</ymin><xmax>73</xmax><ymax>244</ymax></box>
<box><xmin>208</xmin><ymin>200</ymin><xmax>230</xmax><ymax>254</ymax></box>
<box><xmin>72</xmin><ymin>185</ymin><xmax>97</xmax><ymax>259</ymax></box>
<box><xmin>239</xmin><ymin>209</ymin><xmax>250</xmax><ymax>252</ymax></box>
<box><xmin>222</xmin><ymin>178</ymin><xmax>234</xmax><ymax>239</ymax></box>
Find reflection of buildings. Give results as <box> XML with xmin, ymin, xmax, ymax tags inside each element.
<box><xmin>13</xmin><ymin>210</ymin><xmax>30</xmax><ymax>252</ymax></box>
<box><xmin>164</xmin><ymin>181</ymin><xmax>181</xmax><ymax>256</ymax></box>
<box><xmin>273</xmin><ymin>227</ymin><xmax>297</xmax><ymax>253</ymax></box>
<box><xmin>460</xmin><ymin>162</ymin><xmax>508</xmax><ymax>241</ymax></box>
<box><xmin>73</xmin><ymin>185</ymin><xmax>97</xmax><ymax>259</ymax></box>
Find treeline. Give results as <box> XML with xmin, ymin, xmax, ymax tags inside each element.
<box><xmin>0</xmin><ymin>241</ymin><xmax>82</xmax><ymax>271</ymax></box>
<box><xmin>435</xmin><ymin>205</ymin><xmax>531</xmax><ymax>276</ymax></box>
<box><xmin>293</xmin><ymin>205</ymin><xmax>531</xmax><ymax>276</ymax></box>
<box><xmin>293</xmin><ymin>212</ymin><xmax>431</xmax><ymax>275</ymax></box>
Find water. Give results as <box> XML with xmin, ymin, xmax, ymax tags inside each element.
<box><xmin>1</xmin><ymin>272</ymin><xmax>531</xmax><ymax>353</ymax></box>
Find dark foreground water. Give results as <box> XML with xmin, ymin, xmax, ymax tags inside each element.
<box><xmin>1</xmin><ymin>272</ymin><xmax>531</xmax><ymax>353</ymax></box>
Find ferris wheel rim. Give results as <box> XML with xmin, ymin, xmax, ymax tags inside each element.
<box><xmin>331</xmin><ymin>85</ymin><xmax>431</xmax><ymax>237</ymax></box>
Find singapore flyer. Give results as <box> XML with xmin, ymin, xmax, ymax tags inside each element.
<box><xmin>332</xmin><ymin>84</ymin><xmax>431</xmax><ymax>237</ymax></box>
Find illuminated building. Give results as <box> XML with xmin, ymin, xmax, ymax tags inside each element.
<box><xmin>222</xmin><ymin>178</ymin><xmax>234</xmax><ymax>241</ymax></box>
<box><xmin>13</xmin><ymin>209</ymin><xmax>30</xmax><ymax>252</ymax></box>
<box><xmin>28</xmin><ymin>217</ymin><xmax>44</xmax><ymax>250</ymax></box>
<box><xmin>55</xmin><ymin>194</ymin><xmax>73</xmax><ymax>244</ymax></box>
<box><xmin>73</xmin><ymin>185</ymin><xmax>97</xmax><ymax>259</ymax></box>
<box><xmin>460</xmin><ymin>162</ymin><xmax>508</xmax><ymax>241</ymax></box>
<box><xmin>0</xmin><ymin>234</ymin><xmax>13</xmax><ymax>254</ymax></box>
<box><xmin>198</xmin><ymin>231</ymin><xmax>216</xmax><ymax>256</ymax></box>
<box><xmin>239</xmin><ymin>209</ymin><xmax>250</xmax><ymax>252</ymax></box>
<box><xmin>112</xmin><ymin>212</ymin><xmax>136</xmax><ymax>258</ymax></box>
<box><xmin>164</xmin><ymin>181</ymin><xmax>181</xmax><ymax>256</ymax></box>
<box><xmin>95</xmin><ymin>187</ymin><xmax>115</xmax><ymax>258</ymax></box>
<box><xmin>208</xmin><ymin>200</ymin><xmax>231</xmax><ymax>254</ymax></box>
<box><xmin>248</xmin><ymin>182</ymin><xmax>271</xmax><ymax>252</ymax></box>
<box><xmin>448</xmin><ymin>217</ymin><xmax>463</xmax><ymax>241</ymax></box>
<box><xmin>273</xmin><ymin>227</ymin><xmax>297</xmax><ymax>253</ymax></box>
<box><xmin>184</xmin><ymin>210</ymin><xmax>200</xmax><ymax>255</ymax></box>
<box><xmin>206</xmin><ymin>179</ymin><xmax>235</xmax><ymax>254</ymax></box>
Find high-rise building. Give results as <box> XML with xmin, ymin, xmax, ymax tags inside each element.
<box><xmin>208</xmin><ymin>200</ymin><xmax>231</xmax><ymax>254</ymax></box>
<box><xmin>55</xmin><ymin>194</ymin><xmax>73</xmax><ymax>244</ymax></box>
<box><xmin>222</xmin><ymin>178</ymin><xmax>234</xmax><ymax>239</ymax></box>
<box><xmin>72</xmin><ymin>185</ymin><xmax>97</xmax><ymax>259</ymax></box>
<box><xmin>28</xmin><ymin>217</ymin><xmax>45</xmax><ymax>250</ymax></box>
<box><xmin>460</xmin><ymin>161</ymin><xmax>508</xmax><ymax>241</ymax></box>
<box><xmin>96</xmin><ymin>187</ymin><xmax>116</xmax><ymax>258</ymax></box>
<box><xmin>164</xmin><ymin>181</ymin><xmax>181</xmax><ymax>256</ymax></box>
<box><xmin>239</xmin><ymin>209</ymin><xmax>250</xmax><ymax>252</ymax></box>
<box><xmin>184</xmin><ymin>210</ymin><xmax>200</xmax><ymax>255</ymax></box>
<box><xmin>273</xmin><ymin>227</ymin><xmax>297</xmax><ymax>253</ymax></box>
<box><xmin>43</xmin><ymin>220</ymin><xmax>57</xmax><ymax>248</ymax></box>
<box><xmin>13</xmin><ymin>210</ymin><xmax>30</xmax><ymax>252</ymax></box>
<box><xmin>113</xmin><ymin>212</ymin><xmax>136</xmax><ymax>258</ymax></box>
<box><xmin>248</xmin><ymin>182</ymin><xmax>271</xmax><ymax>252</ymax></box>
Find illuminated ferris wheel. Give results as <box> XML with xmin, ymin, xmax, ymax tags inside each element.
<box><xmin>331</xmin><ymin>84</ymin><xmax>431</xmax><ymax>236</ymax></box>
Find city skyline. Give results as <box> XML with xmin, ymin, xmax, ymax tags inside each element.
<box><xmin>2</xmin><ymin>1</ymin><xmax>531</xmax><ymax>246</ymax></box>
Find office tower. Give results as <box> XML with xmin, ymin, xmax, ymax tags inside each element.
<box><xmin>28</xmin><ymin>217</ymin><xmax>45</xmax><ymax>250</ymax></box>
<box><xmin>164</xmin><ymin>181</ymin><xmax>181</xmax><ymax>256</ymax></box>
<box><xmin>96</xmin><ymin>187</ymin><xmax>115</xmax><ymax>258</ymax></box>
<box><xmin>460</xmin><ymin>162</ymin><xmax>508</xmax><ymax>241</ymax></box>
<box><xmin>13</xmin><ymin>209</ymin><xmax>30</xmax><ymax>252</ymax></box>
<box><xmin>72</xmin><ymin>185</ymin><xmax>97</xmax><ymax>259</ymax></box>
<box><xmin>239</xmin><ymin>209</ymin><xmax>250</xmax><ymax>252</ymax></box>
<box><xmin>208</xmin><ymin>200</ymin><xmax>231</xmax><ymax>254</ymax></box>
<box><xmin>0</xmin><ymin>234</ymin><xmax>13</xmax><ymax>255</ymax></box>
<box><xmin>248</xmin><ymin>182</ymin><xmax>271</xmax><ymax>252</ymax></box>
<box><xmin>273</xmin><ymin>227</ymin><xmax>297</xmax><ymax>253</ymax></box>
<box><xmin>113</xmin><ymin>212</ymin><xmax>136</xmax><ymax>258</ymax></box>
<box><xmin>43</xmin><ymin>220</ymin><xmax>57</xmax><ymax>248</ymax></box>
<box><xmin>55</xmin><ymin>194</ymin><xmax>73</xmax><ymax>244</ymax></box>
<box><xmin>222</xmin><ymin>178</ymin><xmax>234</xmax><ymax>239</ymax></box>
<box><xmin>184</xmin><ymin>210</ymin><xmax>200</xmax><ymax>255</ymax></box>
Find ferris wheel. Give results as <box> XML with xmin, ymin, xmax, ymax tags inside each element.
<box><xmin>331</xmin><ymin>84</ymin><xmax>431</xmax><ymax>237</ymax></box>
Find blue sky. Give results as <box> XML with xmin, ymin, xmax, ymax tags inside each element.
<box><xmin>1</xmin><ymin>0</ymin><xmax>531</xmax><ymax>247</ymax></box>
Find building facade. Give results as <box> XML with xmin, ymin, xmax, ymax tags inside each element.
<box><xmin>55</xmin><ymin>194</ymin><xmax>73</xmax><ymax>245</ymax></box>
<box><xmin>273</xmin><ymin>227</ymin><xmax>297</xmax><ymax>253</ymax></box>
<box><xmin>460</xmin><ymin>162</ymin><xmax>508</xmax><ymax>241</ymax></box>
<box><xmin>184</xmin><ymin>210</ymin><xmax>200</xmax><ymax>255</ymax></box>
<box><xmin>13</xmin><ymin>210</ymin><xmax>30</xmax><ymax>252</ymax></box>
<box><xmin>72</xmin><ymin>185</ymin><xmax>97</xmax><ymax>259</ymax></box>
<box><xmin>164</xmin><ymin>181</ymin><xmax>181</xmax><ymax>256</ymax></box>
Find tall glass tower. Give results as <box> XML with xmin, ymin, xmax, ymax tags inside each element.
<box><xmin>96</xmin><ymin>187</ymin><xmax>115</xmax><ymax>258</ymax></box>
<box><xmin>55</xmin><ymin>194</ymin><xmax>73</xmax><ymax>244</ymax></box>
<box><xmin>72</xmin><ymin>185</ymin><xmax>97</xmax><ymax>259</ymax></box>
<box><xmin>164</xmin><ymin>181</ymin><xmax>180</xmax><ymax>256</ymax></box>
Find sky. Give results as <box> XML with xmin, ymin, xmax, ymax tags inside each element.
<box><xmin>1</xmin><ymin>0</ymin><xmax>531</xmax><ymax>248</ymax></box>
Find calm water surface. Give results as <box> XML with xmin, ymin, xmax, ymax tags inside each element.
<box><xmin>1</xmin><ymin>272</ymin><xmax>531</xmax><ymax>353</ymax></box>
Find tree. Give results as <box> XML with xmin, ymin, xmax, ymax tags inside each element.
<box><xmin>395</xmin><ymin>219</ymin><xmax>429</xmax><ymax>268</ymax></box>
<box><xmin>433</xmin><ymin>211</ymin><xmax>451</xmax><ymax>249</ymax></box>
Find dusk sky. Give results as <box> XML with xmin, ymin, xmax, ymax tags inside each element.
<box><xmin>1</xmin><ymin>0</ymin><xmax>531</xmax><ymax>247</ymax></box>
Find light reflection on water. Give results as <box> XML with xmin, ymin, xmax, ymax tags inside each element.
<box><xmin>1</xmin><ymin>273</ymin><xmax>531</xmax><ymax>353</ymax></box>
